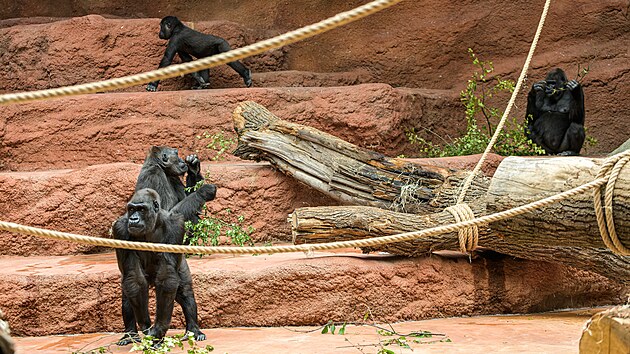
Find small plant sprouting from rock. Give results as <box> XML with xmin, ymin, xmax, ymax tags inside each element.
<box><xmin>407</xmin><ymin>48</ymin><xmax>545</xmax><ymax>157</ymax></box>
<box><xmin>183</xmin><ymin>179</ymin><xmax>255</xmax><ymax>256</ymax></box>
<box><xmin>196</xmin><ymin>131</ymin><xmax>237</xmax><ymax>161</ymax></box>
<box><xmin>184</xmin><ymin>207</ymin><xmax>255</xmax><ymax>255</ymax></box>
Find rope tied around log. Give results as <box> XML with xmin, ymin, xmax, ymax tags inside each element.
<box><xmin>445</xmin><ymin>204</ymin><xmax>479</xmax><ymax>253</ymax></box>
<box><xmin>593</xmin><ymin>151</ymin><xmax>630</xmax><ymax>256</ymax></box>
<box><xmin>1</xmin><ymin>149</ymin><xmax>626</xmax><ymax>255</ymax></box>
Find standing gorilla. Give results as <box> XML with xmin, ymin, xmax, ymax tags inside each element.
<box><xmin>113</xmin><ymin>188</ymin><xmax>215</xmax><ymax>345</ymax></box>
<box><xmin>525</xmin><ymin>68</ymin><xmax>585</xmax><ymax>155</ymax></box>
<box><xmin>147</xmin><ymin>16</ymin><xmax>253</xmax><ymax>91</ymax></box>
<box><xmin>135</xmin><ymin>146</ymin><xmax>214</xmax><ymax>225</ymax></box>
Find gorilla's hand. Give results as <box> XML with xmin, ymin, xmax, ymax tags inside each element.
<box><xmin>197</xmin><ymin>184</ymin><xmax>217</xmax><ymax>201</ymax></box>
<box><xmin>146</xmin><ymin>82</ymin><xmax>159</xmax><ymax>92</ymax></box>
<box><xmin>185</xmin><ymin>154</ymin><xmax>200</xmax><ymax>175</ymax></box>
<box><xmin>533</xmin><ymin>81</ymin><xmax>546</xmax><ymax>92</ymax></box>
<box><xmin>566</xmin><ymin>80</ymin><xmax>579</xmax><ymax>91</ymax></box>
<box><xmin>192</xmin><ymin>83</ymin><xmax>211</xmax><ymax>90</ymax></box>
<box><xmin>244</xmin><ymin>69</ymin><xmax>253</xmax><ymax>88</ymax></box>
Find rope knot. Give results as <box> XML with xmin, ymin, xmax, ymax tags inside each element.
<box><xmin>593</xmin><ymin>150</ymin><xmax>630</xmax><ymax>256</ymax></box>
<box><xmin>445</xmin><ymin>204</ymin><xmax>479</xmax><ymax>254</ymax></box>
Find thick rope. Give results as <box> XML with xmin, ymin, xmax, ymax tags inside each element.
<box><xmin>593</xmin><ymin>150</ymin><xmax>630</xmax><ymax>256</ymax></box>
<box><xmin>0</xmin><ymin>162</ymin><xmax>620</xmax><ymax>255</ymax></box>
<box><xmin>0</xmin><ymin>0</ymin><xmax>402</xmax><ymax>106</ymax></box>
<box><xmin>445</xmin><ymin>204</ymin><xmax>479</xmax><ymax>253</ymax></box>
<box><xmin>456</xmin><ymin>0</ymin><xmax>552</xmax><ymax>204</ymax></box>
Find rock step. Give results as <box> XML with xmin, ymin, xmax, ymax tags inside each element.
<box><xmin>0</xmin><ymin>83</ymin><xmax>461</xmax><ymax>171</ymax></box>
<box><xmin>0</xmin><ymin>252</ymin><xmax>625</xmax><ymax>337</ymax></box>
<box><xmin>0</xmin><ymin>154</ymin><xmax>503</xmax><ymax>257</ymax></box>
<box><xmin>0</xmin><ymin>161</ymin><xmax>336</xmax><ymax>256</ymax></box>
<box><xmin>0</xmin><ymin>15</ymin><xmax>289</xmax><ymax>92</ymax></box>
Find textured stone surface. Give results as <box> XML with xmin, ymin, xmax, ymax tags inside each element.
<box><xmin>0</xmin><ymin>84</ymin><xmax>461</xmax><ymax>171</ymax></box>
<box><xmin>10</xmin><ymin>308</ymin><xmax>612</xmax><ymax>353</ymax></box>
<box><xmin>0</xmin><ymin>253</ymin><xmax>626</xmax><ymax>337</ymax></box>
<box><xmin>0</xmin><ymin>162</ymin><xmax>337</xmax><ymax>256</ymax></box>
<box><xmin>0</xmin><ymin>154</ymin><xmax>500</xmax><ymax>256</ymax></box>
<box><xmin>0</xmin><ymin>15</ymin><xmax>287</xmax><ymax>92</ymax></box>
<box><xmin>1</xmin><ymin>1</ymin><xmax>628</xmax><ymax>152</ymax></box>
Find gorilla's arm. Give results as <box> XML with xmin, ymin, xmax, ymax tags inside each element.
<box><xmin>525</xmin><ymin>86</ymin><xmax>544</xmax><ymax>133</ymax></box>
<box><xmin>147</xmin><ymin>39</ymin><xmax>182</xmax><ymax>91</ymax></box>
<box><xmin>171</xmin><ymin>184</ymin><xmax>216</xmax><ymax>223</ymax></box>
<box><xmin>112</xmin><ymin>216</ymin><xmax>150</xmax><ymax>344</ymax></box>
<box><xmin>184</xmin><ymin>154</ymin><xmax>204</xmax><ymax>193</ymax></box>
<box><xmin>568</xmin><ymin>81</ymin><xmax>585</xmax><ymax>125</ymax></box>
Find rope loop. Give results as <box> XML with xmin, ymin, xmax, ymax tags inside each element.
<box><xmin>445</xmin><ymin>204</ymin><xmax>479</xmax><ymax>253</ymax></box>
<box><xmin>593</xmin><ymin>150</ymin><xmax>630</xmax><ymax>256</ymax></box>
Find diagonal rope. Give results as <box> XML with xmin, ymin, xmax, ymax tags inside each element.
<box><xmin>593</xmin><ymin>151</ymin><xmax>630</xmax><ymax>255</ymax></box>
<box><xmin>3</xmin><ymin>150</ymin><xmax>629</xmax><ymax>255</ymax></box>
<box><xmin>456</xmin><ymin>0</ymin><xmax>552</xmax><ymax>204</ymax></box>
<box><xmin>0</xmin><ymin>0</ymin><xmax>402</xmax><ymax>106</ymax></box>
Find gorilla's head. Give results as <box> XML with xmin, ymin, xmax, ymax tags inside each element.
<box><xmin>126</xmin><ymin>189</ymin><xmax>161</xmax><ymax>236</ymax></box>
<box><xmin>159</xmin><ymin>16</ymin><xmax>183</xmax><ymax>40</ymax></box>
<box><xmin>544</xmin><ymin>68</ymin><xmax>568</xmax><ymax>99</ymax></box>
<box><xmin>150</xmin><ymin>146</ymin><xmax>188</xmax><ymax>177</ymax></box>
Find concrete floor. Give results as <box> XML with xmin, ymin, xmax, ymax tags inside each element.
<box><xmin>13</xmin><ymin>308</ymin><xmax>602</xmax><ymax>353</ymax></box>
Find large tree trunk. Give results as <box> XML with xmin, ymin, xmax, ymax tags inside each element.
<box><xmin>290</xmin><ymin>205</ymin><xmax>630</xmax><ymax>283</ymax></box>
<box><xmin>232</xmin><ymin>101</ymin><xmax>630</xmax><ymax>282</ymax></box>
<box><xmin>232</xmin><ymin>101</ymin><xmax>489</xmax><ymax>213</ymax></box>
<box><xmin>487</xmin><ymin>156</ymin><xmax>630</xmax><ymax>249</ymax></box>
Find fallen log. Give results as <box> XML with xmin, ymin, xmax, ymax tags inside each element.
<box><xmin>232</xmin><ymin>101</ymin><xmax>630</xmax><ymax>282</ymax></box>
<box><xmin>290</xmin><ymin>205</ymin><xmax>630</xmax><ymax>283</ymax></box>
<box><xmin>232</xmin><ymin>101</ymin><xmax>489</xmax><ymax>213</ymax></box>
<box><xmin>487</xmin><ymin>156</ymin><xmax>630</xmax><ymax>249</ymax></box>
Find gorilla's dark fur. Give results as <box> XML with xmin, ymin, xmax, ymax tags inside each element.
<box><xmin>147</xmin><ymin>16</ymin><xmax>252</xmax><ymax>91</ymax></box>
<box><xmin>114</xmin><ymin>146</ymin><xmax>217</xmax><ymax>345</ymax></box>
<box><xmin>135</xmin><ymin>146</ymin><xmax>215</xmax><ymax>224</ymax></box>
<box><xmin>113</xmin><ymin>187</ymin><xmax>215</xmax><ymax>345</ymax></box>
<box><xmin>525</xmin><ymin>68</ymin><xmax>585</xmax><ymax>155</ymax></box>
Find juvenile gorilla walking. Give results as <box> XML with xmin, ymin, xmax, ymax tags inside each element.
<box><xmin>525</xmin><ymin>68</ymin><xmax>585</xmax><ymax>155</ymax></box>
<box><xmin>113</xmin><ymin>187</ymin><xmax>215</xmax><ymax>345</ymax></box>
<box><xmin>147</xmin><ymin>16</ymin><xmax>253</xmax><ymax>91</ymax></box>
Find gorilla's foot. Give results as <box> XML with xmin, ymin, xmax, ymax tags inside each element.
<box><xmin>117</xmin><ymin>332</ymin><xmax>140</xmax><ymax>346</ymax></box>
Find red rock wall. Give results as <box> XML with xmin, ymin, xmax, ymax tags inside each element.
<box><xmin>0</xmin><ymin>0</ymin><xmax>628</xmax><ymax>152</ymax></box>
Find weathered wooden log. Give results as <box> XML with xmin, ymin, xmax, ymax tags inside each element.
<box><xmin>232</xmin><ymin>101</ymin><xmax>630</xmax><ymax>282</ymax></box>
<box><xmin>487</xmin><ymin>156</ymin><xmax>630</xmax><ymax>249</ymax></box>
<box><xmin>232</xmin><ymin>101</ymin><xmax>489</xmax><ymax>213</ymax></box>
<box><xmin>290</xmin><ymin>205</ymin><xmax>630</xmax><ymax>283</ymax></box>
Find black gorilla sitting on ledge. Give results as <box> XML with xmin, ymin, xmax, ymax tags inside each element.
<box><xmin>525</xmin><ymin>68</ymin><xmax>585</xmax><ymax>156</ymax></box>
<box><xmin>113</xmin><ymin>187</ymin><xmax>215</xmax><ymax>345</ymax></box>
<box><xmin>146</xmin><ymin>16</ymin><xmax>253</xmax><ymax>91</ymax></box>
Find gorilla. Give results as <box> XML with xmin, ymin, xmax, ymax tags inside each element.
<box><xmin>147</xmin><ymin>16</ymin><xmax>253</xmax><ymax>91</ymax></box>
<box><xmin>525</xmin><ymin>68</ymin><xmax>585</xmax><ymax>155</ymax></box>
<box><xmin>113</xmin><ymin>188</ymin><xmax>215</xmax><ymax>345</ymax></box>
<box><xmin>135</xmin><ymin>146</ymin><xmax>214</xmax><ymax>225</ymax></box>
